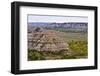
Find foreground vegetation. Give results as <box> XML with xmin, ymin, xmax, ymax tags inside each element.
<box><xmin>28</xmin><ymin>40</ymin><xmax>88</xmax><ymax>61</ymax></box>
<box><xmin>68</xmin><ymin>40</ymin><xmax>88</xmax><ymax>58</ymax></box>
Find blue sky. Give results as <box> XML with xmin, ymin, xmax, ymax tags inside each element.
<box><xmin>28</xmin><ymin>15</ymin><xmax>88</xmax><ymax>23</ymax></box>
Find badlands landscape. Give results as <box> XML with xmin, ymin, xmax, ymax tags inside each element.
<box><xmin>28</xmin><ymin>22</ymin><xmax>88</xmax><ymax>60</ymax></box>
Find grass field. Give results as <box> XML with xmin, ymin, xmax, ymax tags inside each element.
<box><xmin>59</xmin><ymin>32</ymin><xmax>87</xmax><ymax>42</ymax></box>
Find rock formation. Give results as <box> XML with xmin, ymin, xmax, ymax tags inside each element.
<box><xmin>28</xmin><ymin>27</ymin><xmax>69</xmax><ymax>52</ymax></box>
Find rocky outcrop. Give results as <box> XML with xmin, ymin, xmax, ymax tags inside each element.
<box><xmin>28</xmin><ymin>27</ymin><xmax>69</xmax><ymax>52</ymax></box>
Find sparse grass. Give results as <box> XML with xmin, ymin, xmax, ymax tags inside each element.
<box><xmin>60</xmin><ymin>32</ymin><xmax>87</xmax><ymax>42</ymax></box>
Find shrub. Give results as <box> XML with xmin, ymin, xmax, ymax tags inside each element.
<box><xmin>28</xmin><ymin>49</ymin><xmax>45</xmax><ymax>61</ymax></box>
<box><xmin>68</xmin><ymin>40</ymin><xmax>88</xmax><ymax>58</ymax></box>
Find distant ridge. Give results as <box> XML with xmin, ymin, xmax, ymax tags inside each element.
<box><xmin>28</xmin><ymin>22</ymin><xmax>88</xmax><ymax>32</ymax></box>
